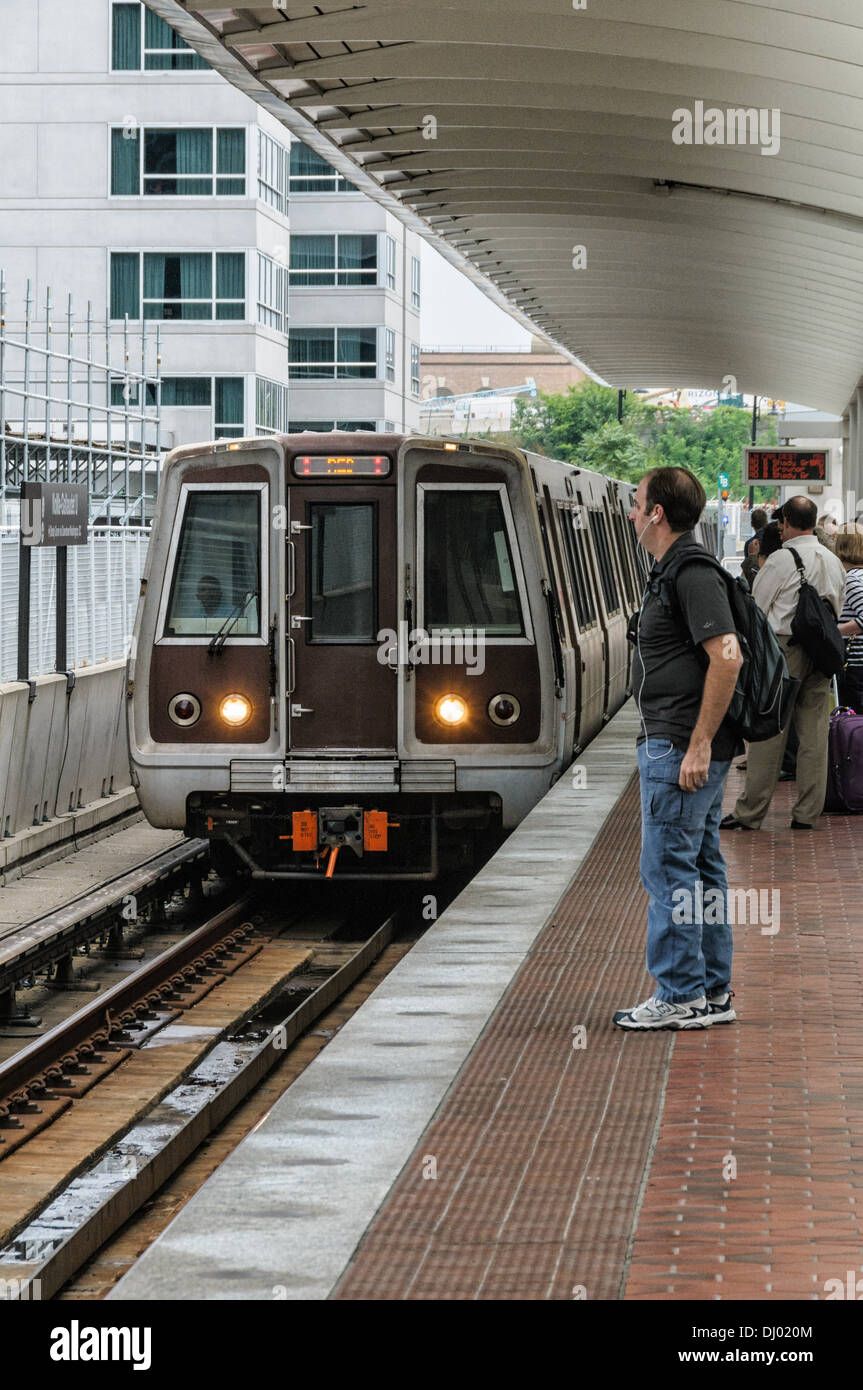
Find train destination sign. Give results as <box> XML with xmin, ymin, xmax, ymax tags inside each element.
<box><xmin>292</xmin><ymin>454</ymin><xmax>391</xmax><ymax>478</ymax></box>
<box><xmin>20</xmin><ymin>482</ymin><xmax>89</xmax><ymax>546</ymax></box>
<box><xmin>743</xmin><ymin>447</ymin><xmax>830</xmax><ymax>485</ymax></box>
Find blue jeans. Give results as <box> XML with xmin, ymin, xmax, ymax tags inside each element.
<box><xmin>638</xmin><ymin>738</ymin><xmax>734</xmax><ymax>1005</ymax></box>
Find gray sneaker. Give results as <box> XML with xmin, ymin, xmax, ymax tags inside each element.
<box><xmin>612</xmin><ymin>994</ymin><xmax>711</xmax><ymax>1031</ymax></box>
<box><xmin>707</xmin><ymin>989</ymin><xmax>737</xmax><ymax>1024</ymax></box>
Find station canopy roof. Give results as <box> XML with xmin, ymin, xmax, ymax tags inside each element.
<box><xmin>153</xmin><ymin>2</ymin><xmax>863</xmax><ymax>413</ymax></box>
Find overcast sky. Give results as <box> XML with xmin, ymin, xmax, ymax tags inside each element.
<box><xmin>420</xmin><ymin>240</ymin><xmax>532</xmax><ymax>350</ymax></box>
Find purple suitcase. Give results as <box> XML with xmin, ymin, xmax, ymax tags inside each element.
<box><xmin>824</xmin><ymin>707</ymin><xmax>863</xmax><ymax>812</ymax></box>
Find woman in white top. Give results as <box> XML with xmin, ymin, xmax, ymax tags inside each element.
<box><xmin>835</xmin><ymin>526</ymin><xmax>863</xmax><ymax>711</ymax></box>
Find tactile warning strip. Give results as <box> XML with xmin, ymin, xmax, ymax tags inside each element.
<box><xmin>335</xmin><ymin>772</ymin><xmax>679</xmax><ymax>1300</ymax></box>
<box><xmin>625</xmin><ymin>770</ymin><xmax>863</xmax><ymax>1300</ymax></box>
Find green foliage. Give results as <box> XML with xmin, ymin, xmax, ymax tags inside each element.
<box><xmin>509</xmin><ymin>382</ymin><xmax>777</xmax><ymax>497</ymax></box>
<box><xmin>511</xmin><ymin>381</ymin><xmax>647</xmax><ymax>464</ymax></box>
<box><xmin>575</xmin><ymin>420</ymin><xmax>648</xmax><ymax>482</ymax></box>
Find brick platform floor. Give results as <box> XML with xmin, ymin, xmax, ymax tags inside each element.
<box><xmin>335</xmin><ymin>767</ymin><xmax>863</xmax><ymax>1301</ymax></box>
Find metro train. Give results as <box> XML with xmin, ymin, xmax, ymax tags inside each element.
<box><xmin>127</xmin><ymin>432</ymin><xmax>718</xmax><ymax>880</ymax></box>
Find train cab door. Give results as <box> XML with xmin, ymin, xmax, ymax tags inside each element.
<box><xmin>285</xmin><ymin>458</ymin><xmax>398</xmax><ymax>752</ymax></box>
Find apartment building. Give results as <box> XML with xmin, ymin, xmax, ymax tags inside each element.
<box><xmin>0</xmin><ymin>0</ymin><xmax>422</xmax><ymax>447</ymax></box>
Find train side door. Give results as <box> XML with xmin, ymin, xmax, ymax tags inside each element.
<box><xmin>286</xmin><ymin>474</ymin><xmax>397</xmax><ymax>751</ymax></box>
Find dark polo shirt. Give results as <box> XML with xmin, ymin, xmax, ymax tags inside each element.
<box><xmin>633</xmin><ymin>532</ymin><xmax>742</xmax><ymax>762</ymax></box>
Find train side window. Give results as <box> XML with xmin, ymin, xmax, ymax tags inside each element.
<box><xmin>420</xmin><ymin>486</ymin><xmax>525</xmax><ymax>636</ymax></box>
<box><xmin>308</xmin><ymin>503</ymin><xmax>376</xmax><ymax>643</ymax></box>
<box><xmin>628</xmin><ymin>516</ymin><xmax>650</xmax><ymax>585</ymax></box>
<box><xmin>561</xmin><ymin>508</ymin><xmax>597</xmax><ymax>628</ymax></box>
<box><xmin>611</xmin><ymin>508</ymin><xmax>638</xmax><ymax>606</ymax></box>
<box><xmin>589</xmin><ymin>510</ymin><xmax>620</xmax><ymax>614</ymax></box>
<box><xmin>555</xmin><ymin>503</ymin><xmax>585</xmax><ymax>629</ymax></box>
<box><xmin>163</xmin><ymin>488</ymin><xmax>262</xmax><ymax>637</ymax></box>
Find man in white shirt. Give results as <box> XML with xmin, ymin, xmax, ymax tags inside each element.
<box><xmin>721</xmin><ymin>495</ymin><xmax>846</xmax><ymax>830</ymax></box>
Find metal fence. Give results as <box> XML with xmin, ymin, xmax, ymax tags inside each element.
<box><xmin>0</xmin><ymin>526</ymin><xmax>149</xmax><ymax>682</ymax></box>
<box><xmin>0</xmin><ymin>271</ymin><xmax>163</xmax><ymax>524</ymax></box>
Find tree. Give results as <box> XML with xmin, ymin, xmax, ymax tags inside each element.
<box><xmin>511</xmin><ymin>381</ymin><xmax>647</xmax><ymax>463</ymax></box>
<box><xmin>574</xmin><ymin>419</ymin><xmax>648</xmax><ymax>482</ymax></box>
<box><xmin>509</xmin><ymin>382</ymin><xmax>776</xmax><ymax>497</ymax></box>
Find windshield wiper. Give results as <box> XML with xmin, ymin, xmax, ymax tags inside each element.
<box><xmin>208</xmin><ymin>590</ymin><xmax>258</xmax><ymax>654</ymax></box>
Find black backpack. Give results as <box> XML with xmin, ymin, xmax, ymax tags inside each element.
<box><xmin>646</xmin><ymin>549</ymin><xmax>798</xmax><ymax>743</ymax></box>
<box><xmin>788</xmin><ymin>548</ymin><xmax>846</xmax><ymax>678</ymax></box>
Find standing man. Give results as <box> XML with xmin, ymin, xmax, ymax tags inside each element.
<box><xmin>741</xmin><ymin>507</ymin><xmax>769</xmax><ymax>590</ymax></box>
<box><xmin>614</xmin><ymin>467</ymin><xmax>743</xmax><ymax>1031</ymax></box>
<box><xmin>721</xmin><ymin>496</ymin><xmax>845</xmax><ymax>831</ymax></box>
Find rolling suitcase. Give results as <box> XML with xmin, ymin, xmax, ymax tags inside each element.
<box><xmin>824</xmin><ymin>706</ymin><xmax>863</xmax><ymax>812</ymax></box>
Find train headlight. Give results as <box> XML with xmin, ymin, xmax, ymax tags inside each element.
<box><xmin>434</xmin><ymin>694</ymin><xmax>468</xmax><ymax>727</ymax></box>
<box><xmin>168</xmin><ymin>693</ymin><xmax>201</xmax><ymax>727</ymax></box>
<box><xmin>488</xmin><ymin>694</ymin><xmax>521</xmax><ymax>727</ymax></box>
<box><xmin>219</xmin><ymin>694</ymin><xmax>252</xmax><ymax>727</ymax></box>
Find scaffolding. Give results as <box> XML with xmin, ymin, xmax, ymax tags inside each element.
<box><xmin>0</xmin><ymin>271</ymin><xmax>163</xmax><ymax>525</ymax></box>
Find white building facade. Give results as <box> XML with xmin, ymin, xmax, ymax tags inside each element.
<box><xmin>0</xmin><ymin>0</ymin><xmax>422</xmax><ymax>448</ymax></box>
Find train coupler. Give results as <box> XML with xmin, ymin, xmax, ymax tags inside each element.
<box><xmin>277</xmin><ymin>806</ymin><xmax>399</xmax><ymax>861</ymax></box>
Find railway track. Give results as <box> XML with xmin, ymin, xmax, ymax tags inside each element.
<box><xmin>0</xmin><ymin>890</ymin><xmax>398</xmax><ymax>1300</ymax></box>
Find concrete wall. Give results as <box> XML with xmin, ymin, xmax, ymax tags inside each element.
<box><xmin>0</xmin><ymin>660</ymin><xmax>133</xmax><ymax>877</ymax></box>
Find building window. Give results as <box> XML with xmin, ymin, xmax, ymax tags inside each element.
<box><xmin>384</xmin><ymin>328</ymin><xmax>396</xmax><ymax>383</ymax></box>
<box><xmin>289</xmin><ymin>234</ymin><xmax>377</xmax><ymax>287</ymax></box>
<box><xmin>288</xmin><ymin>420</ymin><xmax>377</xmax><ymax>433</ymax></box>
<box><xmin>289</xmin><ymin>141</ymin><xmax>356</xmax><ymax>193</ymax></box>
<box><xmin>110</xmin><ymin>252</ymin><xmax>246</xmax><ymax>321</ymax></box>
<box><xmin>111</xmin><ymin>3</ymin><xmax>209</xmax><ymax>71</ymax></box>
<box><xmin>257</xmin><ymin>253</ymin><xmax>288</xmax><ymax>333</ymax></box>
<box><xmin>411</xmin><ymin>255</ymin><xmax>421</xmax><ymax>309</ymax></box>
<box><xmin>256</xmin><ymin>377</ymin><xmax>289</xmax><ymax>434</ymax></box>
<box><xmin>215</xmin><ymin>379</ymin><xmax>245</xmax><ymax>437</ymax></box>
<box><xmin>111</xmin><ymin>375</ymin><xmax>244</xmax><ymax>436</ymax></box>
<box><xmin>257</xmin><ymin>130</ymin><xmax>289</xmax><ymax>213</ymax></box>
<box><xmin>289</xmin><ymin>328</ymin><xmax>377</xmax><ymax>380</ymax></box>
<box><xmin>111</xmin><ymin>127</ymin><xmax>245</xmax><ymax>197</ymax></box>
<box><xmin>383</xmin><ymin>236</ymin><xmax>397</xmax><ymax>290</ymax></box>
<box><xmin>410</xmin><ymin>343</ymin><xmax>421</xmax><ymax>397</ymax></box>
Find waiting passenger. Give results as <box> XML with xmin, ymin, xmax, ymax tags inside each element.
<box><xmin>614</xmin><ymin>466</ymin><xmax>743</xmax><ymax>1031</ymax></box>
<box><xmin>741</xmin><ymin>507</ymin><xmax>769</xmax><ymax>589</ymax></box>
<box><xmin>735</xmin><ymin>521</ymin><xmax>797</xmax><ymax>779</ymax></box>
<box><xmin>721</xmin><ymin>495</ymin><xmax>845</xmax><ymax>831</ymax></box>
<box><xmin>757</xmin><ymin>521</ymin><xmax>783</xmax><ymax>565</ymax></box>
<box><xmin>835</xmin><ymin>524</ymin><xmax>863</xmax><ymax>712</ymax></box>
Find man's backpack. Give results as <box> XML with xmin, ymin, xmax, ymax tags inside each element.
<box><xmin>787</xmin><ymin>548</ymin><xmax>846</xmax><ymax>678</ymax></box>
<box><xmin>647</xmin><ymin>549</ymin><xmax>798</xmax><ymax>743</ymax></box>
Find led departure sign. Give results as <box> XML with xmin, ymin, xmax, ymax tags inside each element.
<box><xmin>743</xmin><ymin>447</ymin><xmax>830</xmax><ymax>484</ymax></box>
<box><xmin>292</xmin><ymin>454</ymin><xmax>391</xmax><ymax>478</ymax></box>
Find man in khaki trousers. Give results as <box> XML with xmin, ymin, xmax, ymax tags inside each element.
<box><xmin>720</xmin><ymin>496</ymin><xmax>846</xmax><ymax>831</ymax></box>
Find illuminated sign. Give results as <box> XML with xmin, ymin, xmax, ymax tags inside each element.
<box><xmin>292</xmin><ymin>454</ymin><xmax>391</xmax><ymax>478</ymax></box>
<box><xmin>743</xmin><ymin>447</ymin><xmax>830</xmax><ymax>484</ymax></box>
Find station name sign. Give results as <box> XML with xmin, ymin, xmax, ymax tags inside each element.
<box><xmin>20</xmin><ymin>482</ymin><xmax>89</xmax><ymax>546</ymax></box>
<box><xmin>743</xmin><ymin>447</ymin><xmax>830</xmax><ymax>485</ymax></box>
